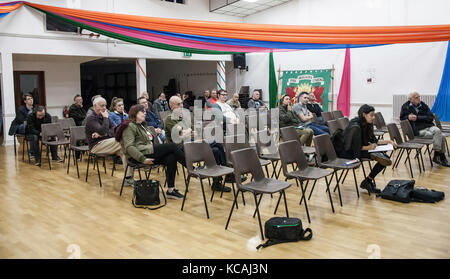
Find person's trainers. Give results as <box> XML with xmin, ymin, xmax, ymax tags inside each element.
<box><xmin>370</xmin><ymin>152</ymin><xmax>392</xmax><ymax>167</ymax></box>
<box><xmin>34</xmin><ymin>160</ymin><xmax>41</xmax><ymax>166</ymax></box>
<box><xmin>167</xmin><ymin>188</ymin><xmax>184</xmax><ymax>199</ymax></box>
<box><xmin>211</xmin><ymin>182</ymin><xmax>231</xmax><ymax>192</ymax></box>
<box><xmin>224</xmin><ymin>175</ymin><xmax>248</xmax><ymax>183</ymax></box>
<box><xmin>123</xmin><ymin>177</ymin><xmax>135</xmax><ymax>187</ymax></box>
<box><xmin>52</xmin><ymin>156</ymin><xmax>64</xmax><ymax>163</ymax></box>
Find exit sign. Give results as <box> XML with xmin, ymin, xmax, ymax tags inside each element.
<box><xmin>183</xmin><ymin>52</ymin><xmax>192</xmax><ymax>57</ymax></box>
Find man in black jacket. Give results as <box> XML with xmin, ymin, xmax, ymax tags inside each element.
<box><xmin>68</xmin><ymin>94</ymin><xmax>86</xmax><ymax>126</ymax></box>
<box><xmin>25</xmin><ymin>105</ymin><xmax>62</xmax><ymax>166</ymax></box>
<box><xmin>307</xmin><ymin>91</ymin><xmax>323</xmax><ymax>121</ymax></box>
<box><xmin>399</xmin><ymin>92</ymin><xmax>449</xmax><ymax>167</ymax></box>
<box><xmin>8</xmin><ymin>93</ymin><xmax>34</xmax><ymax>136</ymax></box>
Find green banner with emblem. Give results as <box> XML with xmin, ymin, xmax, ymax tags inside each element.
<box><xmin>280</xmin><ymin>69</ymin><xmax>332</xmax><ymax>111</ymax></box>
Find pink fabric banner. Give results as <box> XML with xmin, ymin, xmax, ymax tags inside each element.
<box><xmin>337</xmin><ymin>48</ymin><xmax>351</xmax><ymax>116</ymax></box>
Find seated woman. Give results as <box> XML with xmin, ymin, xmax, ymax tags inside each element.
<box><xmin>109</xmin><ymin>97</ymin><xmax>128</xmax><ymax>127</ymax></box>
<box><xmin>120</xmin><ymin>104</ymin><xmax>186</xmax><ymax>200</ymax></box>
<box><xmin>341</xmin><ymin>104</ymin><xmax>397</xmax><ymax>194</ymax></box>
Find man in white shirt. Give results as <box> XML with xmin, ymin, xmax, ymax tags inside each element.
<box><xmin>214</xmin><ymin>89</ymin><xmax>239</xmax><ymax>125</ymax></box>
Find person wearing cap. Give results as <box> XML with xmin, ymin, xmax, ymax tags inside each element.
<box><xmin>293</xmin><ymin>91</ymin><xmax>330</xmax><ymax>135</ymax></box>
<box><xmin>341</xmin><ymin>104</ymin><xmax>397</xmax><ymax>194</ymax></box>
<box><xmin>279</xmin><ymin>94</ymin><xmax>314</xmax><ymax>146</ymax></box>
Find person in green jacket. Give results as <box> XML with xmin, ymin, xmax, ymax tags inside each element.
<box><xmin>279</xmin><ymin>94</ymin><xmax>314</xmax><ymax>146</ymax></box>
<box><xmin>121</xmin><ymin>104</ymin><xmax>186</xmax><ymax>199</ymax></box>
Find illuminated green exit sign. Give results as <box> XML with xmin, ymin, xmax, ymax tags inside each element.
<box><xmin>183</xmin><ymin>52</ymin><xmax>192</xmax><ymax>57</ymax></box>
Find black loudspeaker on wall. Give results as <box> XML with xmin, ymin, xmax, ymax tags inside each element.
<box><xmin>233</xmin><ymin>53</ymin><xmax>247</xmax><ymax>70</ymax></box>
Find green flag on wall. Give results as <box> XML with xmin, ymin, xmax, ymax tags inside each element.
<box><xmin>268</xmin><ymin>52</ymin><xmax>278</xmax><ymax>108</ymax></box>
<box><xmin>280</xmin><ymin>69</ymin><xmax>332</xmax><ymax>111</ymax></box>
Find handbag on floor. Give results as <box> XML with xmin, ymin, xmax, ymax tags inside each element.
<box><xmin>132</xmin><ymin>179</ymin><xmax>166</xmax><ymax>210</ymax></box>
<box><xmin>256</xmin><ymin>217</ymin><xmax>312</xmax><ymax>249</ymax></box>
<box><xmin>378</xmin><ymin>180</ymin><xmax>415</xmax><ymax>203</ymax></box>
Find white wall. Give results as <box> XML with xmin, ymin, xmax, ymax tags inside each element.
<box><xmin>147</xmin><ymin>59</ymin><xmax>218</xmax><ymax>99</ymax></box>
<box><xmin>13</xmin><ymin>54</ymin><xmax>94</xmax><ymax>117</ymax></box>
<box><xmin>239</xmin><ymin>0</ymin><xmax>450</xmax><ymax>121</ymax></box>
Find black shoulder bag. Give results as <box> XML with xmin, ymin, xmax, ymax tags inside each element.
<box><xmin>378</xmin><ymin>179</ymin><xmax>415</xmax><ymax>203</ymax></box>
<box><xmin>256</xmin><ymin>217</ymin><xmax>312</xmax><ymax>249</ymax></box>
<box><xmin>132</xmin><ymin>179</ymin><xmax>167</xmax><ymax>210</ymax></box>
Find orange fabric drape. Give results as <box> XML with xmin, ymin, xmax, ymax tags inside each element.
<box><xmin>25</xmin><ymin>2</ymin><xmax>450</xmax><ymax>44</ymax></box>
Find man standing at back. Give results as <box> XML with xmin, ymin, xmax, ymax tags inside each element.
<box><xmin>400</xmin><ymin>91</ymin><xmax>449</xmax><ymax>167</ymax></box>
<box><xmin>85</xmin><ymin>97</ymin><xmax>134</xmax><ymax>185</ymax></box>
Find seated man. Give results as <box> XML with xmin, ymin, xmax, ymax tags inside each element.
<box><xmin>85</xmin><ymin>97</ymin><xmax>134</xmax><ymax>185</ymax></box>
<box><xmin>164</xmin><ymin>95</ymin><xmax>232</xmax><ymax>192</ymax></box>
<box><xmin>206</xmin><ymin>89</ymin><xmax>218</xmax><ymax>110</ymax></box>
<box><xmin>247</xmin><ymin>89</ymin><xmax>267</xmax><ymax>110</ymax></box>
<box><xmin>120</xmin><ymin>104</ymin><xmax>185</xmax><ymax>199</ymax></box>
<box><xmin>279</xmin><ymin>94</ymin><xmax>314</xmax><ymax>146</ymax></box>
<box><xmin>198</xmin><ymin>90</ymin><xmax>210</xmax><ymax>109</ymax></box>
<box><xmin>153</xmin><ymin>92</ymin><xmax>170</xmax><ymax>119</ymax></box>
<box><xmin>400</xmin><ymin>91</ymin><xmax>449</xmax><ymax>167</ymax></box>
<box><xmin>25</xmin><ymin>105</ymin><xmax>62</xmax><ymax>166</ymax></box>
<box><xmin>69</xmin><ymin>94</ymin><xmax>86</xmax><ymax>126</ymax></box>
<box><xmin>307</xmin><ymin>91</ymin><xmax>323</xmax><ymax>122</ymax></box>
<box><xmin>138</xmin><ymin>96</ymin><xmax>166</xmax><ymax>142</ymax></box>
<box><xmin>293</xmin><ymin>92</ymin><xmax>330</xmax><ymax>136</ymax></box>
<box><xmin>9</xmin><ymin>93</ymin><xmax>35</xmax><ymax>157</ymax></box>
<box><xmin>226</xmin><ymin>92</ymin><xmax>241</xmax><ymax>110</ymax></box>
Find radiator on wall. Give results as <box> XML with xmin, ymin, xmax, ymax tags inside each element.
<box><xmin>392</xmin><ymin>95</ymin><xmax>436</xmax><ymax>120</ymax></box>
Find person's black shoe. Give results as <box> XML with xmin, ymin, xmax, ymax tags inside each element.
<box><xmin>370</xmin><ymin>152</ymin><xmax>392</xmax><ymax>167</ymax></box>
<box><xmin>433</xmin><ymin>152</ymin><xmax>442</xmax><ymax>166</ymax></box>
<box><xmin>360</xmin><ymin>178</ymin><xmax>380</xmax><ymax>194</ymax></box>
<box><xmin>224</xmin><ymin>174</ymin><xmax>247</xmax><ymax>183</ymax></box>
<box><xmin>439</xmin><ymin>153</ymin><xmax>450</xmax><ymax>167</ymax></box>
<box><xmin>211</xmin><ymin>181</ymin><xmax>231</xmax><ymax>192</ymax></box>
<box><xmin>114</xmin><ymin>156</ymin><xmax>123</xmax><ymax>165</ymax></box>
<box><xmin>166</xmin><ymin>188</ymin><xmax>184</xmax><ymax>199</ymax></box>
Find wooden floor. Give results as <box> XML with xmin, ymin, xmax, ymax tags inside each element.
<box><xmin>0</xmin><ymin>143</ymin><xmax>449</xmax><ymax>259</ymax></box>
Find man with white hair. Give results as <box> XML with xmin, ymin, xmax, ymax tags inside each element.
<box><xmin>85</xmin><ymin>97</ymin><xmax>134</xmax><ymax>185</ymax></box>
<box><xmin>400</xmin><ymin>91</ymin><xmax>449</xmax><ymax>167</ymax></box>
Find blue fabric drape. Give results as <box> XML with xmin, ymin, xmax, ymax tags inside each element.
<box><xmin>432</xmin><ymin>42</ymin><xmax>450</xmax><ymax>122</ymax></box>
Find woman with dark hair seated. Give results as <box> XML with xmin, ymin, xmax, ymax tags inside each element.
<box><xmin>341</xmin><ymin>104</ymin><xmax>397</xmax><ymax>194</ymax></box>
<box><xmin>120</xmin><ymin>104</ymin><xmax>186</xmax><ymax>200</ymax></box>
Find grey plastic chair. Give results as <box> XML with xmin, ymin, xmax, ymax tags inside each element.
<box><xmin>278</xmin><ymin>140</ymin><xmax>334</xmax><ymax>222</ymax></box>
<box><xmin>41</xmin><ymin>123</ymin><xmax>70</xmax><ymax>170</ymax></box>
<box><xmin>400</xmin><ymin>120</ymin><xmax>434</xmax><ymax>167</ymax></box>
<box><xmin>225</xmin><ymin>147</ymin><xmax>291</xmax><ymax>240</ymax></box>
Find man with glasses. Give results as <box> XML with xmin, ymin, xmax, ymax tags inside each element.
<box><xmin>400</xmin><ymin>91</ymin><xmax>449</xmax><ymax>167</ymax></box>
<box><xmin>85</xmin><ymin>97</ymin><xmax>135</xmax><ymax>186</ymax></box>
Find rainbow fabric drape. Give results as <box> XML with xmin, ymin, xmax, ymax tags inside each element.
<box><xmin>2</xmin><ymin>1</ymin><xmax>450</xmax><ymax>54</ymax></box>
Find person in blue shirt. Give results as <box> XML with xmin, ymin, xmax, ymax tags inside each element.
<box><xmin>108</xmin><ymin>97</ymin><xmax>128</xmax><ymax>127</ymax></box>
<box><xmin>138</xmin><ymin>96</ymin><xmax>166</xmax><ymax>142</ymax></box>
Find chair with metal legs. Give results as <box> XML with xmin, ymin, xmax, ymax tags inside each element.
<box><xmin>225</xmin><ymin>147</ymin><xmax>291</xmax><ymax>240</ymax></box>
<box><xmin>400</xmin><ymin>120</ymin><xmax>434</xmax><ymax>168</ymax></box>
<box><xmin>387</xmin><ymin>123</ymin><xmax>425</xmax><ymax>177</ymax></box>
<box><xmin>182</xmin><ymin>141</ymin><xmax>235</xmax><ymax>219</ymax></box>
<box><xmin>313</xmin><ymin>134</ymin><xmax>362</xmax><ymax>206</ymax></box>
<box><xmin>278</xmin><ymin>140</ymin><xmax>334</xmax><ymax>223</ymax></box>
<box><xmin>67</xmin><ymin>126</ymin><xmax>89</xmax><ymax>178</ymax></box>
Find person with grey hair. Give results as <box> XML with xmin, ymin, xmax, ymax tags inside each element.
<box><xmin>85</xmin><ymin>97</ymin><xmax>135</xmax><ymax>185</ymax></box>
<box><xmin>153</xmin><ymin>92</ymin><xmax>169</xmax><ymax>119</ymax></box>
<box><xmin>400</xmin><ymin>91</ymin><xmax>449</xmax><ymax>167</ymax></box>
<box><xmin>247</xmin><ymin>89</ymin><xmax>266</xmax><ymax>110</ymax></box>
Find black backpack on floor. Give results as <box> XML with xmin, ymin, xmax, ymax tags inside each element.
<box><xmin>132</xmin><ymin>179</ymin><xmax>167</xmax><ymax>210</ymax></box>
<box><xmin>411</xmin><ymin>187</ymin><xmax>445</xmax><ymax>203</ymax></box>
<box><xmin>256</xmin><ymin>217</ymin><xmax>312</xmax><ymax>249</ymax></box>
<box><xmin>378</xmin><ymin>180</ymin><xmax>415</xmax><ymax>203</ymax></box>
